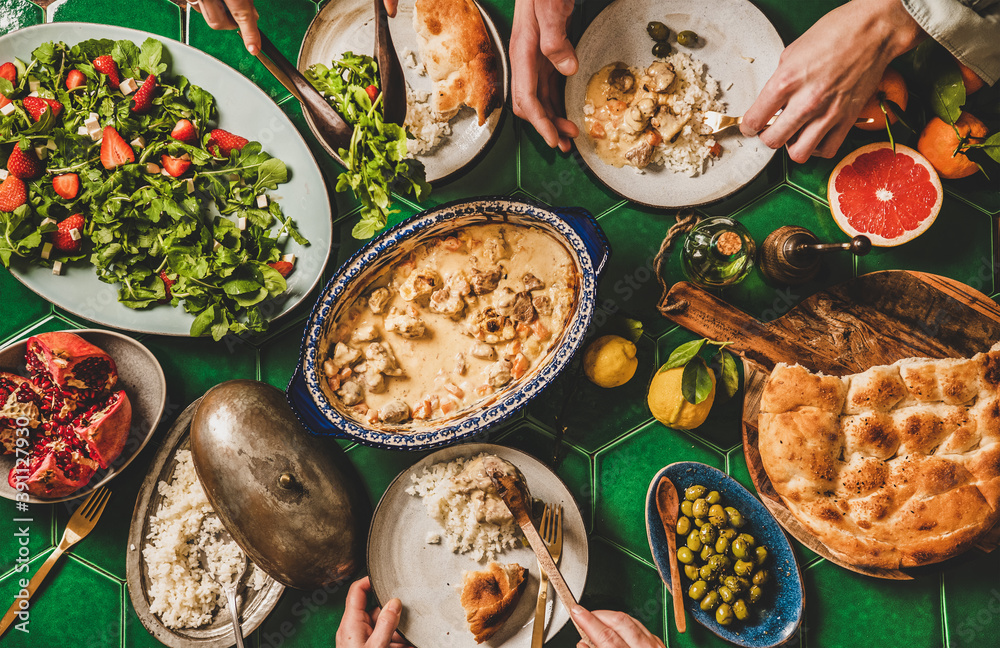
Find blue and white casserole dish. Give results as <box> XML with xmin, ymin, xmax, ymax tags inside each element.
<box><xmin>287</xmin><ymin>197</ymin><xmax>611</xmax><ymax>450</ymax></box>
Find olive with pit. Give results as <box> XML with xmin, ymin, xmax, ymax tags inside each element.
<box><xmin>723</xmin><ymin>575</ymin><xmax>745</xmax><ymax>595</ymax></box>
<box><xmin>756</xmin><ymin>546</ymin><xmax>769</xmax><ymax>565</ymax></box>
<box><xmin>718</xmin><ymin>585</ymin><xmax>735</xmax><ymax>603</ymax></box>
<box><xmin>733</xmin><ymin>599</ymin><xmax>750</xmax><ymax>621</ymax></box>
<box><xmin>699</xmin><ymin>564</ymin><xmax>717</xmax><ymax>583</ymax></box>
<box><xmin>685</xmin><ymin>485</ymin><xmax>706</xmax><ymax>501</ymax></box>
<box><xmin>687</xmin><ymin>530</ymin><xmax>703</xmax><ymax>552</ymax></box>
<box><xmin>716</xmin><ymin>603</ymin><xmax>734</xmax><ymax>626</ymax></box>
<box><xmin>680</xmin><ymin>500</ymin><xmax>695</xmax><ymax>517</ymax></box>
<box><xmin>706</xmin><ymin>490</ymin><xmax>721</xmax><ymax>504</ymax></box>
<box><xmin>652</xmin><ymin>41</ymin><xmax>672</xmax><ymax>58</ymax></box>
<box><xmin>700</xmin><ymin>590</ymin><xmax>720</xmax><ymax>612</ymax></box>
<box><xmin>689</xmin><ymin>580</ymin><xmax>708</xmax><ymax>601</ymax></box>
<box><xmin>700</xmin><ymin>544</ymin><xmax>715</xmax><ymax>562</ymax></box>
<box><xmin>693</xmin><ymin>498</ymin><xmax>710</xmax><ymax>518</ymax></box>
<box><xmin>725</xmin><ymin>506</ymin><xmax>745</xmax><ymax>528</ymax></box>
<box><xmin>684</xmin><ymin>564</ymin><xmax>701</xmax><ymax>581</ymax></box>
<box><xmin>714</xmin><ymin>536</ymin><xmax>730</xmax><ymax>555</ymax></box>
<box><xmin>749</xmin><ymin>585</ymin><xmax>764</xmax><ymax>604</ymax></box>
<box><xmin>676</xmin><ymin>515</ymin><xmax>691</xmax><ymax>535</ymax></box>
<box><xmin>700</xmin><ymin>523</ymin><xmax>717</xmax><ymax>545</ymax></box>
<box><xmin>708</xmin><ymin>504</ymin><xmax>727</xmax><ymax>527</ymax></box>
<box><xmin>677</xmin><ymin>547</ymin><xmax>695</xmax><ymax>564</ymax></box>
<box><xmin>753</xmin><ymin>569</ymin><xmax>771</xmax><ymax>586</ymax></box>
<box><xmin>646</xmin><ymin>21</ymin><xmax>670</xmax><ymax>41</ymax></box>
<box><xmin>731</xmin><ymin>537</ymin><xmax>750</xmax><ymax>560</ymax></box>
<box><xmin>719</xmin><ymin>528</ymin><xmax>737</xmax><ymax>541</ymax></box>
<box><xmin>734</xmin><ymin>559</ymin><xmax>755</xmax><ymax>577</ymax></box>
<box><xmin>677</xmin><ymin>30</ymin><xmax>699</xmax><ymax>46</ymax></box>
<box><xmin>707</xmin><ymin>554</ymin><xmax>731</xmax><ymax>572</ymax></box>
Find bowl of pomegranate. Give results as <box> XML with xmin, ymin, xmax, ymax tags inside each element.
<box><xmin>287</xmin><ymin>197</ymin><xmax>611</xmax><ymax>449</ymax></box>
<box><xmin>0</xmin><ymin>330</ymin><xmax>167</xmax><ymax>502</ymax></box>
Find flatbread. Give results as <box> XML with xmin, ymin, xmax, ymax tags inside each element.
<box><xmin>758</xmin><ymin>345</ymin><xmax>1000</xmax><ymax>569</ymax></box>
<box><xmin>413</xmin><ymin>0</ymin><xmax>501</xmax><ymax>126</ymax></box>
<box><xmin>460</xmin><ymin>562</ymin><xmax>527</xmax><ymax>643</ymax></box>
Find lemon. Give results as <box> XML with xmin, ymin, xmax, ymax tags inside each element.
<box><xmin>647</xmin><ymin>366</ymin><xmax>716</xmax><ymax>430</ymax></box>
<box><xmin>583</xmin><ymin>335</ymin><xmax>638</xmax><ymax>388</ymax></box>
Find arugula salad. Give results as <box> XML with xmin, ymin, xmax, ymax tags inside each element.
<box><xmin>306</xmin><ymin>52</ymin><xmax>430</xmax><ymax>239</ymax></box>
<box><xmin>0</xmin><ymin>37</ymin><xmax>308</xmax><ymax>340</ymax></box>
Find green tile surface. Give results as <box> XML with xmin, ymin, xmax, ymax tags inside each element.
<box><xmin>0</xmin><ymin>0</ymin><xmax>997</xmax><ymax>647</ymax></box>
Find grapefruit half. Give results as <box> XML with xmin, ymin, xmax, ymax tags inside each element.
<box><xmin>828</xmin><ymin>143</ymin><xmax>943</xmax><ymax>247</ymax></box>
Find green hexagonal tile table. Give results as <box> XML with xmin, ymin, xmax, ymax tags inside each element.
<box><xmin>1</xmin><ymin>1</ymin><xmax>999</xmax><ymax>647</ymax></box>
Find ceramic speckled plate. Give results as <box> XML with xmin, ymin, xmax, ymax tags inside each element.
<box><xmin>565</xmin><ymin>0</ymin><xmax>783</xmax><ymax>208</ymax></box>
<box><xmin>298</xmin><ymin>0</ymin><xmax>509</xmax><ymax>185</ymax></box>
<box><xmin>0</xmin><ymin>329</ymin><xmax>166</xmax><ymax>504</ymax></box>
<box><xmin>368</xmin><ymin>443</ymin><xmax>588</xmax><ymax>648</ymax></box>
<box><xmin>645</xmin><ymin>462</ymin><xmax>803</xmax><ymax>648</ymax></box>
<box><xmin>0</xmin><ymin>23</ymin><xmax>332</xmax><ymax>336</ymax></box>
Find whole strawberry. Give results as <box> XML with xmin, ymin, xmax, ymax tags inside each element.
<box><xmin>22</xmin><ymin>97</ymin><xmax>63</xmax><ymax>122</ymax></box>
<box><xmin>208</xmin><ymin>129</ymin><xmax>249</xmax><ymax>157</ymax></box>
<box><xmin>131</xmin><ymin>75</ymin><xmax>157</xmax><ymax>113</ymax></box>
<box><xmin>52</xmin><ymin>214</ymin><xmax>85</xmax><ymax>252</ymax></box>
<box><xmin>7</xmin><ymin>144</ymin><xmax>42</xmax><ymax>180</ymax></box>
<box><xmin>0</xmin><ymin>175</ymin><xmax>26</xmax><ymax>212</ymax></box>
<box><xmin>92</xmin><ymin>55</ymin><xmax>120</xmax><ymax>90</ymax></box>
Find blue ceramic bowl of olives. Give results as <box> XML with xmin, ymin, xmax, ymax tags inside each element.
<box><xmin>645</xmin><ymin>462</ymin><xmax>803</xmax><ymax>647</ymax></box>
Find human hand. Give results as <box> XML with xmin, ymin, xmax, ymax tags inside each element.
<box><xmin>190</xmin><ymin>0</ymin><xmax>399</xmax><ymax>57</ymax></box>
<box><xmin>571</xmin><ymin>606</ymin><xmax>666</xmax><ymax>648</ymax></box>
<box><xmin>740</xmin><ymin>0</ymin><xmax>924</xmax><ymax>162</ymax></box>
<box><xmin>336</xmin><ymin>577</ymin><xmax>411</xmax><ymax>648</ymax></box>
<box><xmin>511</xmin><ymin>0</ymin><xmax>580</xmax><ymax>152</ymax></box>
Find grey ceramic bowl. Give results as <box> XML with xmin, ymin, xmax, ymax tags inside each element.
<box><xmin>0</xmin><ymin>329</ymin><xmax>167</xmax><ymax>504</ymax></box>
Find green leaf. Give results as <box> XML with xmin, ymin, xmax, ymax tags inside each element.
<box><xmin>720</xmin><ymin>351</ymin><xmax>739</xmax><ymax>399</ymax></box>
<box><xmin>189</xmin><ymin>304</ymin><xmax>216</xmax><ymax>337</ymax></box>
<box><xmin>222</xmin><ymin>278</ymin><xmax>263</xmax><ymax>296</ymax></box>
<box><xmin>232</xmin><ymin>287</ymin><xmax>268</xmax><ymax>307</ymax></box>
<box><xmin>931</xmin><ymin>65</ymin><xmax>966</xmax><ymax>124</ymax></box>
<box><xmin>112</xmin><ymin>40</ymin><xmax>141</xmax><ymax>74</ymax></box>
<box><xmin>982</xmin><ymin>132</ymin><xmax>1000</xmax><ymax>164</ymax></box>
<box><xmin>681</xmin><ymin>358</ymin><xmax>714</xmax><ymax>405</ymax></box>
<box><xmin>663</xmin><ymin>339</ymin><xmax>706</xmax><ymax>371</ymax></box>
<box><xmin>258</xmin><ymin>262</ymin><xmax>287</xmax><ymax>295</ymax></box>
<box><xmin>138</xmin><ymin>38</ymin><xmax>167</xmax><ymax>76</ymax></box>
<box><xmin>254</xmin><ymin>158</ymin><xmax>287</xmax><ymax>190</ymax></box>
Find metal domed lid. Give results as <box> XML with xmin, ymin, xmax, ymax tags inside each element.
<box><xmin>190</xmin><ymin>379</ymin><xmax>366</xmax><ymax>589</ymax></box>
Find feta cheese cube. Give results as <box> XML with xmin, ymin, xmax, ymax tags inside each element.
<box><xmin>69</xmin><ymin>228</ymin><xmax>81</xmax><ymax>241</ymax></box>
<box><xmin>281</xmin><ymin>254</ymin><xmax>296</xmax><ymax>265</ymax></box>
<box><xmin>84</xmin><ymin>115</ymin><xmax>100</xmax><ymax>131</ymax></box>
<box><xmin>0</xmin><ymin>169</ymin><xmax>7</xmax><ymax>181</ymax></box>
<box><xmin>130</xmin><ymin>136</ymin><xmax>145</xmax><ymax>149</ymax></box>
<box><xmin>213</xmin><ymin>240</ymin><xmax>222</xmax><ymax>251</ymax></box>
<box><xmin>179</xmin><ymin>152</ymin><xmax>190</xmax><ymax>161</ymax></box>
<box><xmin>237</xmin><ymin>217</ymin><xmax>247</xmax><ymax>230</ymax></box>
<box><xmin>52</xmin><ymin>261</ymin><xmax>63</xmax><ymax>275</ymax></box>
<box><xmin>185</xmin><ymin>178</ymin><xmax>194</xmax><ymax>194</ymax></box>
<box><xmin>161</xmin><ymin>169</ymin><xmax>171</xmax><ymax>177</ymax></box>
<box><xmin>77</xmin><ymin>125</ymin><xmax>90</xmax><ymax>136</ymax></box>
<box><xmin>120</xmin><ymin>77</ymin><xmax>138</xmax><ymax>95</ymax></box>
<box><xmin>34</xmin><ymin>146</ymin><xmax>47</xmax><ymax>160</ymax></box>
<box><xmin>88</xmin><ymin>112</ymin><xmax>100</xmax><ymax>121</ymax></box>
<box><xmin>255</xmin><ymin>194</ymin><xmax>268</xmax><ymax>209</ymax></box>
<box><xmin>45</xmin><ymin>139</ymin><xmax>56</xmax><ymax>151</ymax></box>
<box><xmin>40</xmin><ymin>243</ymin><xmax>52</xmax><ymax>260</ymax></box>
<box><xmin>27</xmin><ymin>91</ymin><xmax>39</xmax><ymax>98</ymax></box>
<box><xmin>28</xmin><ymin>80</ymin><xmax>39</xmax><ymax>92</ymax></box>
<box><xmin>40</xmin><ymin>218</ymin><xmax>56</xmax><ymax>227</ymax></box>
<box><xmin>0</xmin><ymin>102</ymin><xmax>15</xmax><ymax>117</ymax></box>
<box><xmin>227</xmin><ymin>173</ymin><xmax>239</xmax><ymax>182</ymax></box>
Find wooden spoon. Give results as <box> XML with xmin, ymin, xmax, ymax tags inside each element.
<box><xmin>374</xmin><ymin>0</ymin><xmax>407</xmax><ymax>126</ymax></box>
<box><xmin>655</xmin><ymin>477</ymin><xmax>687</xmax><ymax>633</ymax></box>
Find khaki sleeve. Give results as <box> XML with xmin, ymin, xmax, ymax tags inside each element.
<box><xmin>902</xmin><ymin>0</ymin><xmax>1000</xmax><ymax>85</ymax></box>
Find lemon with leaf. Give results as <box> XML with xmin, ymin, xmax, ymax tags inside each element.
<box><xmin>648</xmin><ymin>338</ymin><xmax>739</xmax><ymax>430</ymax></box>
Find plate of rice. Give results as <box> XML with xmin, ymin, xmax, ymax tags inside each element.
<box><xmin>564</xmin><ymin>0</ymin><xmax>784</xmax><ymax>208</ymax></box>
<box><xmin>368</xmin><ymin>443</ymin><xmax>589</xmax><ymax>648</ymax></box>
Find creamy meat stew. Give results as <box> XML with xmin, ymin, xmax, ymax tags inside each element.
<box><xmin>320</xmin><ymin>223</ymin><xmax>579</xmax><ymax>430</ymax></box>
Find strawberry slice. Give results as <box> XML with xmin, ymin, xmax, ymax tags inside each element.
<box><xmin>52</xmin><ymin>213</ymin><xmax>84</xmax><ymax>252</ymax></box>
<box><xmin>0</xmin><ymin>62</ymin><xmax>15</xmax><ymax>109</ymax></box>
<box><xmin>7</xmin><ymin>143</ymin><xmax>42</xmax><ymax>180</ymax></box>
<box><xmin>92</xmin><ymin>55</ymin><xmax>120</xmax><ymax>90</ymax></box>
<box><xmin>170</xmin><ymin>118</ymin><xmax>197</xmax><ymax>143</ymax></box>
<box><xmin>100</xmin><ymin>126</ymin><xmax>135</xmax><ymax>169</ymax></box>
<box><xmin>208</xmin><ymin>129</ymin><xmax>248</xmax><ymax>157</ymax></box>
<box><xmin>365</xmin><ymin>84</ymin><xmax>379</xmax><ymax>102</ymax></box>
<box><xmin>22</xmin><ymin>96</ymin><xmax>63</xmax><ymax>122</ymax></box>
<box><xmin>0</xmin><ymin>175</ymin><xmax>25</xmax><ymax>212</ymax></box>
<box><xmin>131</xmin><ymin>75</ymin><xmax>157</xmax><ymax>114</ymax></box>
<box><xmin>268</xmin><ymin>260</ymin><xmax>294</xmax><ymax>278</ymax></box>
<box><xmin>65</xmin><ymin>70</ymin><xmax>86</xmax><ymax>90</ymax></box>
<box><xmin>53</xmin><ymin>173</ymin><xmax>80</xmax><ymax>200</ymax></box>
<box><xmin>158</xmin><ymin>271</ymin><xmax>174</xmax><ymax>304</ymax></box>
<box><xmin>160</xmin><ymin>154</ymin><xmax>190</xmax><ymax>177</ymax></box>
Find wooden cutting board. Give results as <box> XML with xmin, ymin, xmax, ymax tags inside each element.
<box><xmin>660</xmin><ymin>270</ymin><xmax>1000</xmax><ymax>579</ymax></box>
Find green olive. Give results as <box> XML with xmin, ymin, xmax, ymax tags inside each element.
<box><xmin>715</xmin><ymin>536</ymin><xmax>730</xmax><ymax>555</ymax></box>
<box><xmin>700</xmin><ymin>589</ymin><xmax>720</xmax><ymax>611</ymax></box>
<box><xmin>692</xmin><ymin>498</ymin><xmax>709</xmax><ymax>518</ymax></box>
<box><xmin>684</xmin><ymin>564</ymin><xmax>701</xmax><ymax>581</ymax></box>
<box><xmin>652</xmin><ymin>41</ymin><xmax>672</xmax><ymax>58</ymax></box>
<box><xmin>708</xmin><ymin>554</ymin><xmax>731</xmax><ymax>572</ymax></box>
<box><xmin>706</xmin><ymin>490</ymin><xmax>721</xmax><ymax>504</ymax></box>
<box><xmin>680</xmin><ymin>500</ymin><xmax>694</xmax><ymax>517</ymax></box>
<box><xmin>753</xmin><ymin>569</ymin><xmax>770</xmax><ymax>586</ymax></box>
<box><xmin>737</xmin><ymin>577</ymin><xmax>751</xmax><ymax>593</ymax></box>
<box><xmin>676</xmin><ymin>515</ymin><xmax>691</xmax><ymax>535</ymax></box>
<box><xmin>719</xmin><ymin>528</ymin><xmax>737</xmax><ymax>541</ymax></box>
<box><xmin>677</xmin><ymin>30</ymin><xmax>698</xmax><ymax>47</ymax></box>
<box><xmin>685</xmin><ymin>485</ymin><xmax>706</xmax><ymax>501</ymax></box>
<box><xmin>737</xmin><ymin>533</ymin><xmax>756</xmax><ymax>549</ymax></box>
<box><xmin>718</xmin><ymin>585</ymin><xmax>734</xmax><ymax>603</ymax></box>
<box><xmin>723</xmin><ymin>575</ymin><xmax>743</xmax><ymax>594</ymax></box>
<box><xmin>677</xmin><ymin>547</ymin><xmax>694</xmax><ymax>564</ymax></box>
<box><xmin>700</xmin><ymin>523</ymin><xmax>717</xmax><ymax>545</ymax></box>
<box><xmin>755</xmin><ymin>546</ymin><xmax>768</xmax><ymax>565</ymax></box>
<box><xmin>716</xmin><ymin>603</ymin><xmax>734</xmax><ymax>626</ymax></box>
<box><xmin>734</xmin><ymin>559</ymin><xmax>755</xmax><ymax>577</ymax></box>
<box><xmin>725</xmin><ymin>507</ymin><xmax>744</xmax><ymax>529</ymax></box>
<box><xmin>687</xmin><ymin>530</ymin><xmax>703</xmax><ymax>552</ymax></box>
<box><xmin>688</xmin><ymin>580</ymin><xmax>708</xmax><ymax>601</ymax></box>
<box><xmin>646</xmin><ymin>21</ymin><xmax>670</xmax><ymax>41</ymax></box>
<box><xmin>694</xmin><ymin>517</ymin><xmax>707</xmax><ymax>528</ymax></box>
<box><xmin>708</xmin><ymin>504</ymin><xmax>727</xmax><ymax>527</ymax></box>
<box><xmin>749</xmin><ymin>585</ymin><xmax>763</xmax><ymax>604</ymax></box>
<box><xmin>733</xmin><ymin>599</ymin><xmax>750</xmax><ymax>621</ymax></box>
<box><xmin>731</xmin><ymin>538</ymin><xmax>749</xmax><ymax>560</ymax></box>
<box><xmin>699</xmin><ymin>564</ymin><xmax>716</xmax><ymax>582</ymax></box>
<box><xmin>700</xmin><ymin>544</ymin><xmax>715</xmax><ymax>562</ymax></box>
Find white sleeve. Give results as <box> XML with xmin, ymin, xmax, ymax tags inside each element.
<box><xmin>902</xmin><ymin>0</ymin><xmax>1000</xmax><ymax>85</ymax></box>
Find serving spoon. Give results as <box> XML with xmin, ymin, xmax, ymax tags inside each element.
<box><xmin>655</xmin><ymin>477</ymin><xmax>686</xmax><ymax>633</ymax></box>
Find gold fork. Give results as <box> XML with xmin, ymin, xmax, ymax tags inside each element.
<box><xmin>701</xmin><ymin>111</ymin><xmax>875</xmax><ymax>136</ymax></box>
<box><xmin>0</xmin><ymin>487</ymin><xmax>111</xmax><ymax>637</ymax></box>
<box><xmin>531</xmin><ymin>503</ymin><xmax>563</xmax><ymax>648</ymax></box>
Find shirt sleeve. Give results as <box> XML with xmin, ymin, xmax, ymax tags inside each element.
<box><xmin>902</xmin><ymin>0</ymin><xmax>1000</xmax><ymax>85</ymax></box>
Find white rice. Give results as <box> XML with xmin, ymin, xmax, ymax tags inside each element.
<box><xmin>406</xmin><ymin>453</ymin><xmax>521</xmax><ymax>561</ymax></box>
<box><xmin>650</xmin><ymin>51</ymin><xmax>726</xmax><ymax>177</ymax></box>
<box><xmin>143</xmin><ymin>450</ymin><xmax>266</xmax><ymax>629</ymax></box>
<box><xmin>405</xmin><ymin>84</ymin><xmax>452</xmax><ymax>155</ymax></box>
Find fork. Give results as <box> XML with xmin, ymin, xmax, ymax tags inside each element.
<box><xmin>0</xmin><ymin>487</ymin><xmax>111</xmax><ymax>637</ymax></box>
<box><xmin>531</xmin><ymin>503</ymin><xmax>563</xmax><ymax>648</ymax></box>
<box><xmin>701</xmin><ymin>111</ymin><xmax>875</xmax><ymax>136</ymax></box>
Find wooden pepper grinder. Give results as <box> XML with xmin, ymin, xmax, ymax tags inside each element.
<box><xmin>759</xmin><ymin>225</ymin><xmax>871</xmax><ymax>285</ymax></box>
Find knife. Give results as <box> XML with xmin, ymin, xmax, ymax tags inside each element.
<box><xmin>488</xmin><ymin>467</ymin><xmax>595</xmax><ymax>648</ymax></box>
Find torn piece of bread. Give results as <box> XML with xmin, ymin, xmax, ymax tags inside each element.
<box><xmin>413</xmin><ymin>0</ymin><xmax>502</xmax><ymax>126</ymax></box>
<box><xmin>460</xmin><ymin>562</ymin><xmax>527</xmax><ymax>643</ymax></box>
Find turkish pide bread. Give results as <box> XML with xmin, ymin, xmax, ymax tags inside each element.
<box><xmin>758</xmin><ymin>345</ymin><xmax>1000</xmax><ymax>569</ymax></box>
<box><xmin>413</xmin><ymin>0</ymin><xmax>501</xmax><ymax>126</ymax></box>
